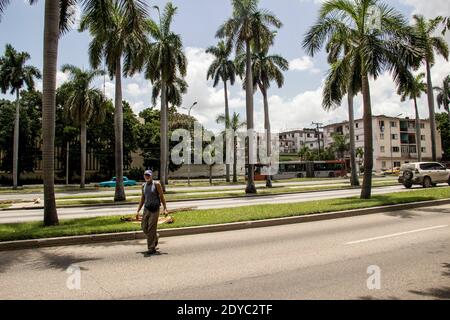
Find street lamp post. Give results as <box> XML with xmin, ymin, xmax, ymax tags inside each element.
<box><xmin>183</xmin><ymin>102</ymin><xmax>198</xmax><ymax>186</ymax></box>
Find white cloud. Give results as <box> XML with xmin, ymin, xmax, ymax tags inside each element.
<box><xmin>398</xmin><ymin>0</ymin><xmax>449</xmax><ymax>18</ymax></box>
<box><xmin>289</xmin><ymin>56</ymin><xmax>320</xmax><ymax>73</ymax></box>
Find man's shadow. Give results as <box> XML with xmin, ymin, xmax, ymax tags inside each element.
<box><xmin>137</xmin><ymin>251</ymin><xmax>169</xmax><ymax>258</ymax></box>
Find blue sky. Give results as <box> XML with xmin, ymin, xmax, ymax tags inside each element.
<box><xmin>0</xmin><ymin>0</ymin><xmax>449</xmax><ymax>132</ymax></box>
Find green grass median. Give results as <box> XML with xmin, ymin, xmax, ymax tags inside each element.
<box><xmin>0</xmin><ymin>187</ymin><xmax>449</xmax><ymax>242</ymax></box>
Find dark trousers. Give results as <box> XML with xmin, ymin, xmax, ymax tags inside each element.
<box><xmin>142</xmin><ymin>209</ymin><xmax>160</xmax><ymax>250</ymax></box>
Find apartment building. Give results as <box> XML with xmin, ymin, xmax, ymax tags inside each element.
<box><xmin>279</xmin><ymin>129</ymin><xmax>324</xmax><ymax>154</ymax></box>
<box><xmin>323</xmin><ymin>115</ymin><xmax>443</xmax><ymax>173</ymax></box>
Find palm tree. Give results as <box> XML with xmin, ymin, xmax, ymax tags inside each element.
<box><xmin>145</xmin><ymin>2</ymin><xmax>187</xmax><ymax>192</ymax></box>
<box><xmin>60</xmin><ymin>64</ymin><xmax>106</xmax><ymax>188</ymax></box>
<box><xmin>217</xmin><ymin>112</ymin><xmax>246</xmax><ymax>183</ymax></box>
<box><xmin>236</xmin><ymin>48</ymin><xmax>288</xmax><ymax>187</ymax></box>
<box><xmin>323</xmin><ymin>31</ymin><xmax>362</xmax><ymax>187</ymax></box>
<box><xmin>80</xmin><ymin>0</ymin><xmax>149</xmax><ymax>201</ymax></box>
<box><xmin>0</xmin><ymin>44</ymin><xmax>41</xmax><ymax>189</ymax></box>
<box><xmin>216</xmin><ymin>0</ymin><xmax>282</xmax><ymax>194</ymax></box>
<box><xmin>298</xmin><ymin>146</ymin><xmax>312</xmax><ymax>162</ymax></box>
<box><xmin>303</xmin><ymin>0</ymin><xmax>418</xmax><ymax>199</ymax></box>
<box><xmin>412</xmin><ymin>15</ymin><xmax>449</xmax><ymax>161</ymax></box>
<box><xmin>206</xmin><ymin>40</ymin><xmax>237</xmax><ymax>183</ymax></box>
<box><xmin>435</xmin><ymin>75</ymin><xmax>450</xmax><ymax>123</ymax></box>
<box><xmin>151</xmin><ymin>76</ymin><xmax>188</xmax><ymax>185</ymax></box>
<box><xmin>398</xmin><ymin>72</ymin><xmax>427</xmax><ymax>162</ymax></box>
<box><xmin>331</xmin><ymin>133</ymin><xmax>349</xmax><ymax>161</ymax></box>
<box><xmin>1</xmin><ymin>0</ymin><xmax>78</xmax><ymax>226</ymax></box>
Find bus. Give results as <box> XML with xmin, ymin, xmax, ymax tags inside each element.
<box><xmin>251</xmin><ymin>160</ymin><xmax>347</xmax><ymax>181</ymax></box>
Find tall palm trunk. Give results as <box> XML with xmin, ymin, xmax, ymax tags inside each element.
<box><xmin>165</xmin><ymin>100</ymin><xmax>169</xmax><ymax>186</ymax></box>
<box><xmin>426</xmin><ymin>60</ymin><xmax>437</xmax><ymax>161</ymax></box>
<box><xmin>42</xmin><ymin>0</ymin><xmax>59</xmax><ymax>226</ymax></box>
<box><xmin>347</xmin><ymin>89</ymin><xmax>359</xmax><ymax>187</ymax></box>
<box><xmin>260</xmin><ymin>85</ymin><xmax>272</xmax><ymax>188</ymax></box>
<box><xmin>114</xmin><ymin>59</ymin><xmax>126</xmax><ymax>201</ymax></box>
<box><xmin>414</xmin><ymin>97</ymin><xmax>422</xmax><ymax>162</ymax></box>
<box><xmin>12</xmin><ymin>89</ymin><xmax>20</xmax><ymax>189</ymax></box>
<box><xmin>160</xmin><ymin>80</ymin><xmax>168</xmax><ymax>191</ymax></box>
<box><xmin>360</xmin><ymin>73</ymin><xmax>373</xmax><ymax>199</ymax></box>
<box><xmin>80</xmin><ymin>119</ymin><xmax>87</xmax><ymax>189</ymax></box>
<box><xmin>224</xmin><ymin>80</ymin><xmax>231</xmax><ymax>183</ymax></box>
<box><xmin>233</xmin><ymin>134</ymin><xmax>238</xmax><ymax>183</ymax></box>
<box><xmin>245</xmin><ymin>40</ymin><xmax>256</xmax><ymax>194</ymax></box>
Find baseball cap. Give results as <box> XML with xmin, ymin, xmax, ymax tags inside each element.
<box><xmin>144</xmin><ymin>170</ymin><xmax>153</xmax><ymax>176</ymax></box>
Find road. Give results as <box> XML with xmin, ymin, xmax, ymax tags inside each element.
<box><xmin>1</xmin><ymin>203</ymin><xmax>449</xmax><ymax>300</ymax></box>
<box><xmin>0</xmin><ymin>177</ymin><xmax>397</xmax><ymax>202</ymax></box>
<box><xmin>0</xmin><ymin>184</ymin><xmax>415</xmax><ymax>224</ymax></box>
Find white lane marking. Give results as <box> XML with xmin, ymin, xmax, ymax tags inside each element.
<box><xmin>346</xmin><ymin>225</ymin><xmax>449</xmax><ymax>245</ymax></box>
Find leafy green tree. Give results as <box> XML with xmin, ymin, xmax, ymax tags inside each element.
<box><xmin>80</xmin><ymin>0</ymin><xmax>149</xmax><ymax>201</ymax></box>
<box><xmin>0</xmin><ymin>92</ymin><xmax>41</xmax><ymax>178</ymax></box>
<box><xmin>206</xmin><ymin>40</ymin><xmax>237</xmax><ymax>182</ymax></box>
<box><xmin>217</xmin><ymin>0</ymin><xmax>282</xmax><ymax>194</ymax></box>
<box><xmin>331</xmin><ymin>133</ymin><xmax>349</xmax><ymax>160</ymax></box>
<box><xmin>436</xmin><ymin>113</ymin><xmax>450</xmax><ymax>161</ymax></box>
<box><xmin>60</xmin><ymin>64</ymin><xmax>107</xmax><ymax>188</ymax></box>
<box><xmin>412</xmin><ymin>15</ymin><xmax>449</xmax><ymax>161</ymax></box>
<box><xmin>0</xmin><ymin>44</ymin><xmax>41</xmax><ymax>189</ymax></box>
<box><xmin>138</xmin><ymin>106</ymin><xmax>197</xmax><ymax>178</ymax></box>
<box><xmin>216</xmin><ymin>112</ymin><xmax>246</xmax><ymax>182</ymax></box>
<box><xmin>145</xmin><ymin>2</ymin><xmax>187</xmax><ymax>191</ymax></box>
<box><xmin>398</xmin><ymin>72</ymin><xmax>427</xmax><ymax>161</ymax></box>
<box><xmin>435</xmin><ymin>75</ymin><xmax>450</xmax><ymax>123</ymax></box>
<box><xmin>298</xmin><ymin>146</ymin><xmax>312</xmax><ymax>162</ymax></box>
<box><xmin>303</xmin><ymin>0</ymin><xmax>417</xmax><ymax>199</ymax></box>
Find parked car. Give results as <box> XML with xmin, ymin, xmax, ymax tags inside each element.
<box><xmin>398</xmin><ymin>162</ymin><xmax>450</xmax><ymax>189</ymax></box>
<box><xmin>99</xmin><ymin>177</ymin><xmax>137</xmax><ymax>188</ymax></box>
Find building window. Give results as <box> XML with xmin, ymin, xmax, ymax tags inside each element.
<box><xmin>421</xmin><ymin>135</ymin><xmax>425</xmax><ymax>141</ymax></box>
<box><xmin>394</xmin><ymin>162</ymin><xmax>401</xmax><ymax>167</ymax></box>
<box><xmin>356</xmin><ymin>136</ymin><xmax>359</xmax><ymax>141</ymax></box>
<box><xmin>380</xmin><ymin>146</ymin><xmax>385</xmax><ymax>153</ymax></box>
<box><xmin>380</xmin><ymin>133</ymin><xmax>384</xmax><ymax>139</ymax></box>
<box><xmin>391</xmin><ymin>121</ymin><xmax>397</xmax><ymax>128</ymax></box>
<box><xmin>382</xmin><ymin>161</ymin><xmax>386</xmax><ymax>168</ymax></box>
<box><xmin>393</xmin><ymin>147</ymin><xmax>400</xmax><ymax>153</ymax></box>
<box><xmin>422</xmin><ymin>147</ymin><xmax>426</xmax><ymax>153</ymax></box>
<box><xmin>355</xmin><ymin>123</ymin><xmax>359</xmax><ymax>129</ymax></box>
<box><xmin>391</xmin><ymin>134</ymin><xmax>398</xmax><ymax>140</ymax></box>
<box><xmin>420</xmin><ymin>123</ymin><xmax>425</xmax><ymax>129</ymax></box>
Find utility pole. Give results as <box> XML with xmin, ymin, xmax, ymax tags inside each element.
<box><xmin>312</xmin><ymin>122</ymin><xmax>324</xmax><ymax>155</ymax></box>
<box><xmin>182</xmin><ymin>102</ymin><xmax>198</xmax><ymax>186</ymax></box>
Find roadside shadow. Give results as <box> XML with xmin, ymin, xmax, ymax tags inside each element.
<box><xmin>408</xmin><ymin>263</ymin><xmax>450</xmax><ymax>300</ymax></box>
<box><xmin>413</xmin><ymin>207</ymin><xmax>450</xmax><ymax>214</ymax></box>
<box><xmin>359</xmin><ymin>296</ymin><xmax>401</xmax><ymax>300</ymax></box>
<box><xmin>384</xmin><ymin>210</ymin><xmax>421</xmax><ymax>219</ymax></box>
<box><xmin>409</xmin><ymin>287</ymin><xmax>450</xmax><ymax>300</ymax></box>
<box><xmin>27</xmin><ymin>249</ymin><xmax>102</xmax><ymax>271</ymax></box>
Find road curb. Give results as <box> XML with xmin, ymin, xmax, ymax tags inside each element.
<box><xmin>0</xmin><ymin>183</ymin><xmax>398</xmax><ymax>211</ymax></box>
<box><xmin>1</xmin><ymin>197</ymin><xmax>449</xmax><ymax>252</ymax></box>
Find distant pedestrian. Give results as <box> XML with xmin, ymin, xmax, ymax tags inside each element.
<box><xmin>137</xmin><ymin>170</ymin><xmax>168</xmax><ymax>255</ymax></box>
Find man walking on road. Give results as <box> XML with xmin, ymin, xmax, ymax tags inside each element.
<box><xmin>137</xmin><ymin>170</ymin><xmax>168</xmax><ymax>255</ymax></box>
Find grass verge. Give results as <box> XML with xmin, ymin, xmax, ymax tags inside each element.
<box><xmin>1</xmin><ymin>187</ymin><xmax>449</xmax><ymax>242</ymax></box>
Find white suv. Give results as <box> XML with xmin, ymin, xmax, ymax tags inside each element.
<box><xmin>399</xmin><ymin>162</ymin><xmax>450</xmax><ymax>189</ymax></box>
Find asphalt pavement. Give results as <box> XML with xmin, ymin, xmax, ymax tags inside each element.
<box><xmin>1</xmin><ymin>203</ymin><xmax>449</xmax><ymax>299</ymax></box>
<box><xmin>0</xmin><ymin>184</ymin><xmax>413</xmax><ymax>224</ymax></box>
